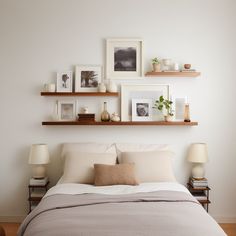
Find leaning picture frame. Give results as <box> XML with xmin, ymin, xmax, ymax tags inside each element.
<box><xmin>132</xmin><ymin>98</ymin><xmax>153</xmax><ymax>121</ymax></box>
<box><xmin>121</xmin><ymin>84</ymin><xmax>170</xmax><ymax>121</ymax></box>
<box><xmin>56</xmin><ymin>71</ymin><xmax>73</xmax><ymax>92</ymax></box>
<box><xmin>106</xmin><ymin>38</ymin><xmax>144</xmax><ymax>79</ymax></box>
<box><xmin>57</xmin><ymin>100</ymin><xmax>76</xmax><ymax>121</ymax></box>
<box><xmin>75</xmin><ymin>65</ymin><xmax>102</xmax><ymax>92</ymax></box>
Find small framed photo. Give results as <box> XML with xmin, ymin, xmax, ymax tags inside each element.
<box><xmin>75</xmin><ymin>65</ymin><xmax>102</xmax><ymax>92</ymax></box>
<box><xmin>56</xmin><ymin>71</ymin><xmax>73</xmax><ymax>92</ymax></box>
<box><xmin>57</xmin><ymin>100</ymin><xmax>76</xmax><ymax>121</ymax></box>
<box><xmin>132</xmin><ymin>99</ymin><xmax>152</xmax><ymax>121</ymax></box>
<box><xmin>106</xmin><ymin>38</ymin><xmax>144</xmax><ymax>79</ymax></box>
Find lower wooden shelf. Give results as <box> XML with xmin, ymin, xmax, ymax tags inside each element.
<box><xmin>42</xmin><ymin>121</ymin><xmax>198</xmax><ymax>126</ymax></box>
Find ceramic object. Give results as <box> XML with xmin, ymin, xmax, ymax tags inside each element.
<box><xmin>101</xmin><ymin>102</ymin><xmax>110</xmax><ymax>122</ymax></box>
<box><xmin>173</xmin><ymin>63</ymin><xmax>179</xmax><ymax>71</ymax></box>
<box><xmin>44</xmin><ymin>83</ymin><xmax>56</xmax><ymax>92</ymax></box>
<box><xmin>98</xmin><ymin>83</ymin><xmax>106</xmax><ymax>93</ymax></box>
<box><xmin>107</xmin><ymin>81</ymin><xmax>117</xmax><ymax>92</ymax></box>
<box><xmin>184</xmin><ymin>64</ymin><xmax>191</xmax><ymax>69</ymax></box>
<box><xmin>164</xmin><ymin>115</ymin><xmax>174</xmax><ymax>122</ymax></box>
<box><xmin>111</xmin><ymin>113</ymin><xmax>120</xmax><ymax>122</ymax></box>
<box><xmin>81</xmin><ymin>107</ymin><xmax>89</xmax><ymax>114</ymax></box>
<box><xmin>153</xmin><ymin>63</ymin><xmax>161</xmax><ymax>72</ymax></box>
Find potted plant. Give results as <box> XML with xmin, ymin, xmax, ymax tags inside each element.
<box><xmin>152</xmin><ymin>57</ymin><xmax>161</xmax><ymax>72</ymax></box>
<box><xmin>153</xmin><ymin>95</ymin><xmax>174</xmax><ymax>121</ymax></box>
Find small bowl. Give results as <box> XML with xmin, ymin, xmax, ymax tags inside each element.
<box><xmin>184</xmin><ymin>64</ymin><xmax>191</xmax><ymax>69</ymax></box>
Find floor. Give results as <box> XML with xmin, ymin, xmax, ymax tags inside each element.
<box><xmin>0</xmin><ymin>223</ymin><xmax>236</xmax><ymax>236</ymax></box>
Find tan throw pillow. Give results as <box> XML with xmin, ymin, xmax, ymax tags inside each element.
<box><xmin>61</xmin><ymin>152</ymin><xmax>117</xmax><ymax>184</ymax></box>
<box><xmin>94</xmin><ymin>163</ymin><xmax>139</xmax><ymax>186</ymax></box>
<box><xmin>120</xmin><ymin>151</ymin><xmax>176</xmax><ymax>183</ymax></box>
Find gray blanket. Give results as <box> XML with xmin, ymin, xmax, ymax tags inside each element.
<box><xmin>18</xmin><ymin>191</ymin><xmax>226</xmax><ymax>236</ymax></box>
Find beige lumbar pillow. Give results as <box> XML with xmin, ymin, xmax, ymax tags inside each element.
<box><xmin>120</xmin><ymin>151</ymin><xmax>176</xmax><ymax>183</ymax></box>
<box><xmin>61</xmin><ymin>152</ymin><xmax>117</xmax><ymax>184</ymax></box>
<box><xmin>94</xmin><ymin>163</ymin><xmax>139</xmax><ymax>186</ymax></box>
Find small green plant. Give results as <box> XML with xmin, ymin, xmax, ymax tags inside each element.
<box><xmin>153</xmin><ymin>95</ymin><xmax>174</xmax><ymax>116</ymax></box>
<box><xmin>152</xmin><ymin>57</ymin><xmax>160</xmax><ymax>64</ymax></box>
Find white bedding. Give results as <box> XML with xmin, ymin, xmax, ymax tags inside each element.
<box><xmin>45</xmin><ymin>182</ymin><xmax>190</xmax><ymax>198</ymax></box>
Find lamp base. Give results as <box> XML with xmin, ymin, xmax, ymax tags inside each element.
<box><xmin>191</xmin><ymin>163</ymin><xmax>205</xmax><ymax>179</ymax></box>
<box><xmin>32</xmin><ymin>165</ymin><xmax>46</xmax><ymax>179</ymax></box>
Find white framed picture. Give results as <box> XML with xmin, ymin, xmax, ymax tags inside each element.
<box><xmin>75</xmin><ymin>65</ymin><xmax>102</xmax><ymax>92</ymax></box>
<box><xmin>121</xmin><ymin>84</ymin><xmax>170</xmax><ymax>121</ymax></box>
<box><xmin>132</xmin><ymin>99</ymin><xmax>152</xmax><ymax>121</ymax></box>
<box><xmin>106</xmin><ymin>38</ymin><xmax>144</xmax><ymax>79</ymax></box>
<box><xmin>57</xmin><ymin>100</ymin><xmax>76</xmax><ymax>121</ymax></box>
<box><xmin>56</xmin><ymin>71</ymin><xmax>73</xmax><ymax>92</ymax></box>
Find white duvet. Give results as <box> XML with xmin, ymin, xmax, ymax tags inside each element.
<box><xmin>45</xmin><ymin>182</ymin><xmax>190</xmax><ymax>198</ymax></box>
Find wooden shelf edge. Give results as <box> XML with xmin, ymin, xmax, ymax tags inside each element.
<box><xmin>42</xmin><ymin>121</ymin><xmax>198</xmax><ymax>126</ymax></box>
<box><xmin>145</xmin><ymin>71</ymin><xmax>201</xmax><ymax>77</ymax></box>
<box><xmin>41</xmin><ymin>92</ymin><xmax>119</xmax><ymax>96</ymax></box>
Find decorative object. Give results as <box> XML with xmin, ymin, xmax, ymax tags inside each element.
<box><xmin>101</xmin><ymin>102</ymin><xmax>110</xmax><ymax>122</ymax></box>
<box><xmin>44</xmin><ymin>83</ymin><xmax>56</xmax><ymax>92</ymax></box>
<box><xmin>152</xmin><ymin>57</ymin><xmax>161</xmax><ymax>72</ymax></box>
<box><xmin>57</xmin><ymin>100</ymin><xmax>76</xmax><ymax>121</ymax></box>
<box><xmin>52</xmin><ymin>102</ymin><xmax>59</xmax><ymax>121</ymax></box>
<box><xmin>56</xmin><ymin>71</ymin><xmax>73</xmax><ymax>92</ymax></box>
<box><xmin>162</xmin><ymin>59</ymin><xmax>171</xmax><ymax>71</ymax></box>
<box><xmin>132</xmin><ymin>99</ymin><xmax>152</xmax><ymax>121</ymax></box>
<box><xmin>81</xmin><ymin>107</ymin><xmax>89</xmax><ymax>114</ymax></box>
<box><xmin>187</xmin><ymin>143</ymin><xmax>208</xmax><ymax>179</ymax></box>
<box><xmin>75</xmin><ymin>65</ymin><xmax>102</xmax><ymax>92</ymax></box>
<box><xmin>184</xmin><ymin>64</ymin><xmax>191</xmax><ymax>69</ymax></box>
<box><xmin>121</xmin><ymin>84</ymin><xmax>169</xmax><ymax>121</ymax></box>
<box><xmin>107</xmin><ymin>81</ymin><xmax>118</xmax><ymax>92</ymax></box>
<box><xmin>98</xmin><ymin>83</ymin><xmax>106</xmax><ymax>93</ymax></box>
<box><xmin>28</xmin><ymin>144</ymin><xmax>50</xmax><ymax>179</ymax></box>
<box><xmin>173</xmin><ymin>63</ymin><xmax>179</xmax><ymax>71</ymax></box>
<box><xmin>153</xmin><ymin>95</ymin><xmax>174</xmax><ymax>121</ymax></box>
<box><xmin>184</xmin><ymin>97</ymin><xmax>191</xmax><ymax>122</ymax></box>
<box><xmin>106</xmin><ymin>38</ymin><xmax>144</xmax><ymax>79</ymax></box>
<box><xmin>111</xmin><ymin>112</ymin><xmax>120</xmax><ymax>122</ymax></box>
<box><xmin>175</xmin><ymin>98</ymin><xmax>185</xmax><ymax>120</ymax></box>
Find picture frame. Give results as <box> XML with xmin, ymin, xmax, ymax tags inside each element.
<box><xmin>121</xmin><ymin>84</ymin><xmax>170</xmax><ymax>121</ymax></box>
<box><xmin>106</xmin><ymin>38</ymin><xmax>144</xmax><ymax>79</ymax></box>
<box><xmin>75</xmin><ymin>65</ymin><xmax>102</xmax><ymax>92</ymax></box>
<box><xmin>56</xmin><ymin>71</ymin><xmax>73</xmax><ymax>92</ymax></box>
<box><xmin>132</xmin><ymin>98</ymin><xmax>152</xmax><ymax>121</ymax></box>
<box><xmin>57</xmin><ymin>100</ymin><xmax>76</xmax><ymax>121</ymax></box>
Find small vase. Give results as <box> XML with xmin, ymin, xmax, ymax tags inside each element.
<box><xmin>98</xmin><ymin>83</ymin><xmax>106</xmax><ymax>93</ymax></box>
<box><xmin>165</xmin><ymin>115</ymin><xmax>174</xmax><ymax>122</ymax></box>
<box><xmin>101</xmin><ymin>102</ymin><xmax>110</xmax><ymax>122</ymax></box>
<box><xmin>153</xmin><ymin>63</ymin><xmax>161</xmax><ymax>72</ymax></box>
<box><xmin>111</xmin><ymin>112</ymin><xmax>120</xmax><ymax>122</ymax></box>
<box><xmin>107</xmin><ymin>81</ymin><xmax>117</xmax><ymax>93</ymax></box>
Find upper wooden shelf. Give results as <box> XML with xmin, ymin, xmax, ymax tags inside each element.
<box><xmin>42</xmin><ymin>121</ymin><xmax>198</xmax><ymax>126</ymax></box>
<box><xmin>145</xmin><ymin>71</ymin><xmax>201</xmax><ymax>77</ymax></box>
<box><xmin>41</xmin><ymin>92</ymin><xmax>119</xmax><ymax>97</ymax></box>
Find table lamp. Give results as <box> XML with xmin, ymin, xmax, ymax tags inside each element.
<box><xmin>187</xmin><ymin>143</ymin><xmax>208</xmax><ymax>179</ymax></box>
<box><xmin>28</xmin><ymin>144</ymin><xmax>50</xmax><ymax>179</ymax></box>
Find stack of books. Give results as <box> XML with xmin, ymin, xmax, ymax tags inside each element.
<box><xmin>192</xmin><ymin>192</ymin><xmax>207</xmax><ymax>201</ymax></box>
<box><xmin>77</xmin><ymin>113</ymin><xmax>95</xmax><ymax>122</ymax></box>
<box><xmin>30</xmin><ymin>177</ymin><xmax>48</xmax><ymax>186</ymax></box>
<box><xmin>190</xmin><ymin>177</ymin><xmax>208</xmax><ymax>188</ymax></box>
<box><xmin>181</xmin><ymin>69</ymin><xmax>196</xmax><ymax>72</ymax></box>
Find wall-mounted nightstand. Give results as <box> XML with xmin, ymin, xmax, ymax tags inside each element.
<box><xmin>28</xmin><ymin>181</ymin><xmax>49</xmax><ymax>213</ymax></box>
<box><xmin>187</xmin><ymin>182</ymin><xmax>211</xmax><ymax>212</ymax></box>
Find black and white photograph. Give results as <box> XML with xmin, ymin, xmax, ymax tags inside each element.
<box><xmin>106</xmin><ymin>38</ymin><xmax>143</xmax><ymax>79</ymax></box>
<box><xmin>132</xmin><ymin>99</ymin><xmax>152</xmax><ymax>121</ymax></box>
<box><xmin>58</xmin><ymin>101</ymin><xmax>76</xmax><ymax>121</ymax></box>
<box><xmin>114</xmin><ymin>47</ymin><xmax>136</xmax><ymax>71</ymax></box>
<box><xmin>56</xmin><ymin>71</ymin><xmax>73</xmax><ymax>92</ymax></box>
<box><xmin>75</xmin><ymin>65</ymin><xmax>102</xmax><ymax>92</ymax></box>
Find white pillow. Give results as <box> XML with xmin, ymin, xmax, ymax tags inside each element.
<box><xmin>116</xmin><ymin>143</ymin><xmax>170</xmax><ymax>163</ymax></box>
<box><xmin>120</xmin><ymin>151</ymin><xmax>176</xmax><ymax>183</ymax></box>
<box><xmin>61</xmin><ymin>152</ymin><xmax>117</xmax><ymax>184</ymax></box>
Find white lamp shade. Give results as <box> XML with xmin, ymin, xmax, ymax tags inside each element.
<box><xmin>187</xmin><ymin>143</ymin><xmax>208</xmax><ymax>163</ymax></box>
<box><xmin>29</xmin><ymin>144</ymin><xmax>50</xmax><ymax>164</ymax></box>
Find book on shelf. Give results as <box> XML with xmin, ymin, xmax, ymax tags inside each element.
<box><xmin>181</xmin><ymin>69</ymin><xmax>196</xmax><ymax>72</ymax></box>
<box><xmin>189</xmin><ymin>177</ymin><xmax>208</xmax><ymax>187</ymax></box>
<box><xmin>31</xmin><ymin>190</ymin><xmax>46</xmax><ymax>198</ymax></box>
<box><xmin>30</xmin><ymin>177</ymin><xmax>48</xmax><ymax>186</ymax></box>
<box><xmin>192</xmin><ymin>193</ymin><xmax>207</xmax><ymax>201</ymax></box>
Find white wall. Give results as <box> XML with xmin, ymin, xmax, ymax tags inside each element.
<box><xmin>0</xmin><ymin>0</ymin><xmax>235</xmax><ymax>222</ymax></box>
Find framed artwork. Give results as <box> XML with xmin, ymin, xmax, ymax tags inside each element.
<box><xmin>132</xmin><ymin>99</ymin><xmax>152</xmax><ymax>121</ymax></box>
<box><xmin>57</xmin><ymin>100</ymin><xmax>76</xmax><ymax>121</ymax></box>
<box><xmin>121</xmin><ymin>84</ymin><xmax>170</xmax><ymax>121</ymax></box>
<box><xmin>75</xmin><ymin>65</ymin><xmax>102</xmax><ymax>92</ymax></box>
<box><xmin>106</xmin><ymin>38</ymin><xmax>144</xmax><ymax>79</ymax></box>
<box><xmin>56</xmin><ymin>71</ymin><xmax>73</xmax><ymax>92</ymax></box>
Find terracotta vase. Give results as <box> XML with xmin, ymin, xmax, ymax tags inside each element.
<box><xmin>153</xmin><ymin>63</ymin><xmax>161</xmax><ymax>72</ymax></box>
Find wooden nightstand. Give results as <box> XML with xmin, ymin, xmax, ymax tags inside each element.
<box><xmin>28</xmin><ymin>181</ymin><xmax>49</xmax><ymax>213</ymax></box>
<box><xmin>187</xmin><ymin>183</ymin><xmax>211</xmax><ymax>212</ymax></box>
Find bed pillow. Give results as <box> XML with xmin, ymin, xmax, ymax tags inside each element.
<box><xmin>120</xmin><ymin>151</ymin><xmax>176</xmax><ymax>182</ymax></box>
<box><xmin>94</xmin><ymin>163</ymin><xmax>139</xmax><ymax>186</ymax></box>
<box><xmin>61</xmin><ymin>152</ymin><xmax>117</xmax><ymax>184</ymax></box>
<box><xmin>115</xmin><ymin>143</ymin><xmax>170</xmax><ymax>163</ymax></box>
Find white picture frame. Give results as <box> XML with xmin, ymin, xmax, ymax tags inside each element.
<box><xmin>75</xmin><ymin>65</ymin><xmax>102</xmax><ymax>92</ymax></box>
<box><xmin>132</xmin><ymin>99</ymin><xmax>152</xmax><ymax>121</ymax></box>
<box><xmin>121</xmin><ymin>84</ymin><xmax>170</xmax><ymax>121</ymax></box>
<box><xmin>56</xmin><ymin>71</ymin><xmax>73</xmax><ymax>92</ymax></box>
<box><xmin>57</xmin><ymin>100</ymin><xmax>76</xmax><ymax>121</ymax></box>
<box><xmin>106</xmin><ymin>38</ymin><xmax>144</xmax><ymax>79</ymax></box>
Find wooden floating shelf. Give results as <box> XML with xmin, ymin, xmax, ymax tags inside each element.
<box><xmin>42</xmin><ymin>121</ymin><xmax>198</xmax><ymax>126</ymax></box>
<box><xmin>145</xmin><ymin>71</ymin><xmax>201</xmax><ymax>77</ymax></box>
<box><xmin>41</xmin><ymin>92</ymin><xmax>119</xmax><ymax>97</ymax></box>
